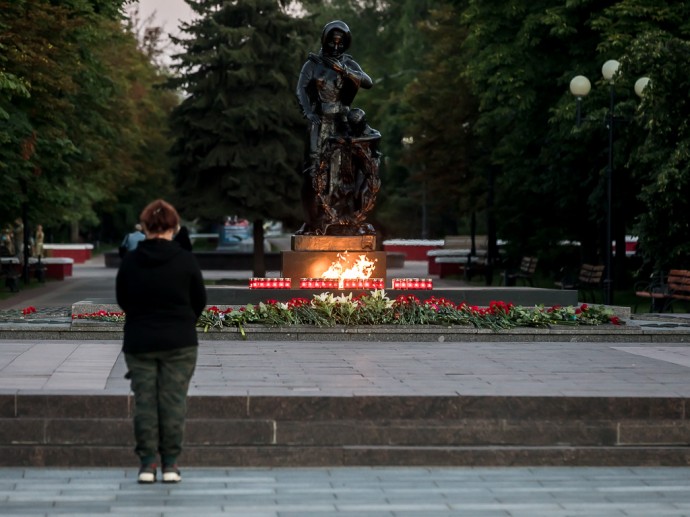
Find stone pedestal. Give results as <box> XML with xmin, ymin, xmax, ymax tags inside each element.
<box><xmin>282</xmin><ymin>235</ymin><xmax>386</xmax><ymax>289</ymax></box>
<box><xmin>291</xmin><ymin>235</ymin><xmax>376</xmax><ymax>252</ymax></box>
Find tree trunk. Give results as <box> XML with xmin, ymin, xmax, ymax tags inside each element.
<box><xmin>70</xmin><ymin>220</ymin><xmax>80</xmax><ymax>243</ymax></box>
<box><xmin>253</xmin><ymin>218</ymin><xmax>266</xmax><ymax>278</ymax></box>
<box><xmin>485</xmin><ymin>165</ymin><xmax>497</xmax><ymax>286</ymax></box>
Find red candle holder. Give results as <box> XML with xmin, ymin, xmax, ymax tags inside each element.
<box><xmin>300</xmin><ymin>278</ymin><xmax>383</xmax><ymax>290</ymax></box>
<box><xmin>300</xmin><ymin>278</ymin><xmax>326</xmax><ymax>289</ymax></box>
<box><xmin>392</xmin><ymin>278</ymin><xmax>433</xmax><ymax>290</ymax></box>
<box><xmin>250</xmin><ymin>277</ymin><xmax>291</xmax><ymax>289</ymax></box>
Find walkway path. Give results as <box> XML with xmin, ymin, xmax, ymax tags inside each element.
<box><xmin>3</xmin><ymin>466</ymin><xmax>690</xmax><ymax>516</ymax></box>
<box><xmin>1</xmin><ymin>254</ymin><xmax>689</xmax><ymax>516</ymax></box>
<box><xmin>2</xmin><ymin>338</ymin><xmax>690</xmax><ymax>397</ymax></box>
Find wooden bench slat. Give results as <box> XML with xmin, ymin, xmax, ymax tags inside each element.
<box><xmin>554</xmin><ymin>263</ymin><xmax>604</xmax><ymax>303</ymax></box>
<box><xmin>504</xmin><ymin>256</ymin><xmax>538</xmax><ymax>286</ymax></box>
<box><xmin>635</xmin><ymin>269</ymin><xmax>690</xmax><ymax>312</ymax></box>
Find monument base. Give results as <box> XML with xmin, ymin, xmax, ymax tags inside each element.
<box><xmin>283</xmin><ymin>234</ymin><xmax>386</xmax><ymax>289</ymax></box>
<box><xmin>291</xmin><ymin>234</ymin><xmax>376</xmax><ymax>251</ymax></box>
<box><xmin>282</xmin><ymin>250</ymin><xmax>387</xmax><ymax>289</ymax></box>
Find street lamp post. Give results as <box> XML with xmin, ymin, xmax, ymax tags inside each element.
<box><xmin>421</xmin><ymin>175</ymin><xmax>428</xmax><ymax>240</ymax></box>
<box><xmin>401</xmin><ymin>136</ymin><xmax>429</xmax><ymax>239</ymax></box>
<box><xmin>569</xmin><ymin>61</ymin><xmax>649</xmax><ymax>305</ymax></box>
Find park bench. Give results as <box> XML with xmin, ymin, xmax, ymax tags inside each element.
<box><xmin>635</xmin><ymin>269</ymin><xmax>690</xmax><ymax>313</ymax></box>
<box><xmin>503</xmin><ymin>256</ymin><xmax>539</xmax><ymax>286</ymax></box>
<box><xmin>42</xmin><ymin>243</ymin><xmax>93</xmax><ymax>264</ymax></box>
<box><xmin>554</xmin><ymin>263</ymin><xmax>605</xmax><ymax>303</ymax></box>
<box><xmin>30</xmin><ymin>256</ymin><xmax>72</xmax><ymax>280</ymax></box>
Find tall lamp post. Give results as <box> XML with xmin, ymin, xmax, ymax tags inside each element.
<box><xmin>569</xmin><ymin>61</ymin><xmax>649</xmax><ymax>305</ymax></box>
<box><xmin>401</xmin><ymin>136</ymin><xmax>429</xmax><ymax>239</ymax></box>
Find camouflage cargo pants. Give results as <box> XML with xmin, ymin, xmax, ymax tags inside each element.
<box><xmin>125</xmin><ymin>346</ymin><xmax>198</xmax><ymax>463</ymax></box>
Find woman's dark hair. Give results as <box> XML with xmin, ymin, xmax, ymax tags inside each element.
<box><xmin>140</xmin><ymin>199</ymin><xmax>180</xmax><ymax>235</ymax></box>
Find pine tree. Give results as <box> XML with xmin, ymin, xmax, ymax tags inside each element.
<box><xmin>168</xmin><ymin>0</ymin><xmax>313</xmax><ymax>274</ymax></box>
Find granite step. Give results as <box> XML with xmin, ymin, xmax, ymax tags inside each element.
<box><xmin>1</xmin><ymin>394</ymin><xmax>688</xmax><ymax>467</ymax></box>
<box><xmin>3</xmin><ymin>444</ymin><xmax>689</xmax><ymax>467</ymax></box>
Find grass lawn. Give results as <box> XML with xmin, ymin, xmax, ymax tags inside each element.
<box><xmin>0</xmin><ymin>276</ymin><xmax>54</xmax><ymax>302</ymax></box>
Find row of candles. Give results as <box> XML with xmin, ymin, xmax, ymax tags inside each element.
<box><xmin>300</xmin><ymin>278</ymin><xmax>386</xmax><ymax>290</ymax></box>
<box><xmin>391</xmin><ymin>278</ymin><xmax>434</xmax><ymax>290</ymax></box>
<box><xmin>249</xmin><ymin>277</ymin><xmax>434</xmax><ymax>290</ymax></box>
<box><xmin>248</xmin><ymin>278</ymin><xmax>292</xmax><ymax>289</ymax></box>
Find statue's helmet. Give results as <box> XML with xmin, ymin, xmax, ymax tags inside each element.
<box><xmin>321</xmin><ymin>20</ymin><xmax>351</xmax><ymax>56</ymax></box>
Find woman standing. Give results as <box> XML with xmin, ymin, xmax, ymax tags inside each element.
<box><xmin>34</xmin><ymin>224</ymin><xmax>44</xmax><ymax>258</ymax></box>
<box><xmin>116</xmin><ymin>199</ymin><xmax>206</xmax><ymax>484</ymax></box>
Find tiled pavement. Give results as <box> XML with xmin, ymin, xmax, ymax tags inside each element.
<box><xmin>1</xmin><ymin>466</ymin><xmax>690</xmax><ymax>516</ymax></box>
<box><xmin>1</xmin><ymin>256</ymin><xmax>690</xmax><ymax>515</ymax></box>
<box><xmin>2</xmin><ymin>339</ymin><xmax>690</xmax><ymax>397</ymax></box>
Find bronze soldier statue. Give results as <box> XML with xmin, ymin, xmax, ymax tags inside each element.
<box><xmin>295</xmin><ymin>20</ymin><xmax>381</xmax><ymax>236</ymax></box>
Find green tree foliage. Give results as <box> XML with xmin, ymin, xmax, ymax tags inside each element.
<box><xmin>627</xmin><ymin>36</ymin><xmax>690</xmax><ymax>270</ymax></box>
<box><xmin>401</xmin><ymin>2</ymin><xmax>479</xmax><ymax>238</ymax></box>
<box><xmin>398</xmin><ymin>0</ymin><xmax>689</xmax><ymax>282</ymax></box>
<box><xmin>0</xmin><ymin>0</ymin><xmax>84</xmax><ymax>229</ymax></box>
<box><xmin>99</xmin><ymin>14</ymin><xmax>180</xmax><ymax>237</ymax></box>
<box><xmin>168</xmin><ymin>0</ymin><xmax>313</xmax><ymax>228</ymax></box>
<box><xmin>460</xmin><ymin>0</ymin><xmax>620</xmax><ymax>267</ymax></box>
<box><xmin>0</xmin><ymin>0</ymin><xmax>177</xmax><ymax>242</ymax></box>
<box><xmin>592</xmin><ymin>2</ymin><xmax>690</xmax><ymax>271</ymax></box>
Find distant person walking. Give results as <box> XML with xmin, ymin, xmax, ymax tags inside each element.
<box><xmin>119</xmin><ymin>224</ymin><xmax>145</xmax><ymax>257</ymax></box>
<box><xmin>0</xmin><ymin>227</ymin><xmax>14</xmax><ymax>256</ymax></box>
<box><xmin>116</xmin><ymin>199</ymin><xmax>207</xmax><ymax>484</ymax></box>
<box><xmin>13</xmin><ymin>218</ymin><xmax>24</xmax><ymax>261</ymax></box>
<box><xmin>33</xmin><ymin>224</ymin><xmax>44</xmax><ymax>258</ymax></box>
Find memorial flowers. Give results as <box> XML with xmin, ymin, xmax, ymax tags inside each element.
<box><xmin>71</xmin><ymin>291</ymin><xmax>622</xmax><ymax>335</ymax></box>
<box><xmin>72</xmin><ymin>310</ymin><xmax>125</xmax><ymax>323</ymax></box>
<box><xmin>194</xmin><ymin>291</ymin><xmax>621</xmax><ymax>333</ymax></box>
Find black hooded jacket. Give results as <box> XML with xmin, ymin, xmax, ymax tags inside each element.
<box><xmin>116</xmin><ymin>238</ymin><xmax>206</xmax><ymax>354</ymax></box>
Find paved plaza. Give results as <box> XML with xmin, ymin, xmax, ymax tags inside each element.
<box><xmin>2</xmin><ymin>338</ymin><xmax>690</xmax><ymax>397</ymax></box>
<box><xmin>2</xmin><ymin>466</ymin><xmax>690</xmax><ymax>516</ymax></box>
<box><xmin>0</xmin><ymin>255</ymin><xmax>689</xmax><ymax>515</ymax></box>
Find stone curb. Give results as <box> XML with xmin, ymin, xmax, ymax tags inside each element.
<box><xmin>2</xmin><ymin>303</ymin><xmax>689</xmax><ymax>342</ymax></box>
<box><xmin>1</xmin><ymin>321</ymin><xmax>690</xmax><ymax>342</ymax></box>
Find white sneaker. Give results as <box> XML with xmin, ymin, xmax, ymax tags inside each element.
<box><xmin>162</xmin><ymin>464</ymin><xmax>181</xmax><ymax>483</ymax></box>
<box><xmin>137</xmin><ymin>464</ymin><xmax>157</xmax><ymax>484</ymax></box>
